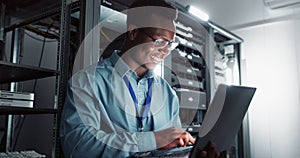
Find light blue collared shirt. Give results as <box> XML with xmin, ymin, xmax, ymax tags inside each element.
<box><xmin>60</xmin><ymin>51</ymin><xmax>181</xmax><ymax>158</ymax></box>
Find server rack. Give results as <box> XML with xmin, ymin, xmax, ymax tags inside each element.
<box><xmin>0</xmin><ymin>0</ymin><xmax>74</xmax><ymax>157</ymax></box>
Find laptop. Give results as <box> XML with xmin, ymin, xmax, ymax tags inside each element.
<box><xmin>132</xmin><ymin>84</ymin><xmax>256</xmax><ymax>158</ymax></box>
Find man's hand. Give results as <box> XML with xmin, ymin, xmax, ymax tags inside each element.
<box><xmin>198</xmin><ymin>141</ymin><xmax>220</xmax><ymax>158</ymax></box>
<box><xmin>154</xmin><ymin>126</ymin><xmax>195</xmax><ymax>149</ymax></box>
<box><xmin>154</xmin><ymin>127</ymin><xmax>219</xmax><ymax>158</ymax></box>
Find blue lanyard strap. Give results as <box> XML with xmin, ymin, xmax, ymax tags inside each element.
<box><xmin>123</xmin><ymin>75</ymin><xmax>153</xmax><ymax>131</ymax></box>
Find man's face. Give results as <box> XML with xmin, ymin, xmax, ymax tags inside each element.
<box><xmin>123</xmin><ymin>12</ymin><xmax>177</xmax><ymax>75</ymax></box>
<box><xmin>129</xmin><ymin>27</ymin><xmax>176</xmax><ymax>71</ymax></box>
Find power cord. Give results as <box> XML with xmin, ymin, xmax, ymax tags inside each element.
<box><xmin>31</xmin><ymin>22</ymin><xmax>55</xmax><ymax>93</ymax></box>
<box><xmin>12</xmin><ymin>115</ymin><xmax>26</xmax><ymax>150</ymax></box>
<box><xmin>24</xmin><ymin>31</ymin><xmax>57</xmax><ymax>43</ymax></box>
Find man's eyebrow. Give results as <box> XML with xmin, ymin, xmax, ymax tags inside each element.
<box><xmin>151</xmin><ymin>34</ymin><xmax>174</xmax><ymax>42</ymax></box>
<box><xmin>152</xmin><ymin>32</ymin><xmax>175</xmax><ymax>41</ymax></box>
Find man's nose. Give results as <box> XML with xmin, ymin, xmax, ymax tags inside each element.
<box><xmin>158</xmin><ymin>46</ymin><xmax>171</xmax><ymax>56</ymax></box>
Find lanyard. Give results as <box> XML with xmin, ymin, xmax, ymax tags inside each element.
<box><xmin>123</xmin><ymin>75</ymin><xmax>153</xmax><ymax>132</ymax></box>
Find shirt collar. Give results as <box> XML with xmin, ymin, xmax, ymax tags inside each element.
<box><xmin>109</xmin><ymin>50</ymin><xmax>159</xmax><ymax>82</ymax></box>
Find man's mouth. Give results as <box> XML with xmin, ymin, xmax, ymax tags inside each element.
<box><xmin>151</xmin><ymin>55</ymin><xmax>163</xmax><ymax>63</ymax></box>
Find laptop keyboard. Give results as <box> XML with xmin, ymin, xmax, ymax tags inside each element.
<box><xmin>132</xmin><ymin>146</ymin><xmax>192</xmax><ymax>158</ymax></box>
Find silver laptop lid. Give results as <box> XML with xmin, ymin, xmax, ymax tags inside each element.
<box><xmin>190</xmin><ymin>84</ymin><xmax>256</xmax><ymax>157</ymax></box>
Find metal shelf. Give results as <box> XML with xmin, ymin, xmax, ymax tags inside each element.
<box><xmin>0</xmin><ymin>61</ymin><xmax>59</xmax><ymax>84</ymax></box>
<box><xmin>0</xmin><ymin>106</ymin><xmax>59</xmax><ymax>115</ymax></box>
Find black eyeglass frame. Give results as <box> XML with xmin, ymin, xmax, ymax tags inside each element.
<box><xmin>137</xmin><ymin>28</ymin><xmax>178</xmax><ymax>50</ymax></box>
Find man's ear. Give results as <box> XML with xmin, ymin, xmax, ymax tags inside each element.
<box><xmin>128</xmin><ymin>25</ymin><xmax>138</xmax><ymax>40</ymax></box>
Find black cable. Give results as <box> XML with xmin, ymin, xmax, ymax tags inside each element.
<box><xmin>0</xmin><ymin>40</ymin><xmax>8</xmax><ymax>62</ymax></box>
<box><xmin>34</xmin><ymin>25</ymin><xmax>59</xmax><ymax>36</ymax></box>
<box><xmin>0</xmin><ymin>127</ymin><xmax>6</xmax><ymax>149</ymax></box>
<box><xmin>25</xmin><ymin>31</ymin><xmax>57</xmax><ymax>43</ymax></box>
<box><xmin>31</xmin><ymin>22</ymin><xmax>54</xmax><ymax>93</ymax></box>
<box><xmin>38</xmin><ymin>37</ymin><xmax>46</xmax><ymax>67</ymax></box>
<box><xmin>32</xmin><ymin>34</ymin><xmax>46</xmax><ymax>93</ymax></box>
<box><xmin>3</xmin><ymin>48</ymin><xmax>8</xmax><ymax>62</ymax></box>
<box><xmin>4</xmin><ymin>52</ymin><xmax>7</xmax><ymax>62</ymax></box>
<box><xmin>12</xmin><ymin>115</ymin><xmax>26</xmax><ymax>150</ymax></box>
<box><xmin>25</xmin><ymin>24</ymin><xmax>59</xmax><ymax>40</ymax></box>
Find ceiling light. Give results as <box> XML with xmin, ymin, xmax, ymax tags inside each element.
<box><xmin>187</xmin><ymin>5</ymin><xmax>209</xmax><ymax>22</ymax></box>
<box><xmin>264</xmin><ymin>0</ymin><xmax>300</xmax><ymax>9</ymax></box>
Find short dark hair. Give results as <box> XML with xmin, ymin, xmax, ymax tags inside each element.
<box><xmin>127</xmin><ymin>0</ymin><xmax>178</xmax><ymax>28</ymax></box>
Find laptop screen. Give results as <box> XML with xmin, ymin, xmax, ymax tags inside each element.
<box><xmin>189</xmin><ymin>84</ymin><xmax>256</xmax><ymax>157</ymax></box>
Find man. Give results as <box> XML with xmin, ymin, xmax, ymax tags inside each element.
<box><xmin>60</xmin><ymin>0</ymin><xmax>219</xmax><ymax>157</ymax></box>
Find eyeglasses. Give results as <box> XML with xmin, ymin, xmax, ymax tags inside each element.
<box><xmin>138</xmin><ymin>29</ymin><xmax>178</xmax><ymax>50</ymax></box>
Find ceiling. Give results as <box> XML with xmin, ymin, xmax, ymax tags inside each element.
<box><xmin>2</xmin><ymin>0</ymin><xmax>200</xmax><ymax>26</ymax></box>
<box><xmin>2</xmin><ymin>0</ymin><xmax>190</xmax><ymax>20</ymax></box>
<box><xmin>4</xmin><ymin>0</ymin><xmax>300</xmax><ymax>27</ymax></box>
<box><xmin>2</xmin><ymin>0</ymin><xmax>238</xmax><ymax>41</ymax></box>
